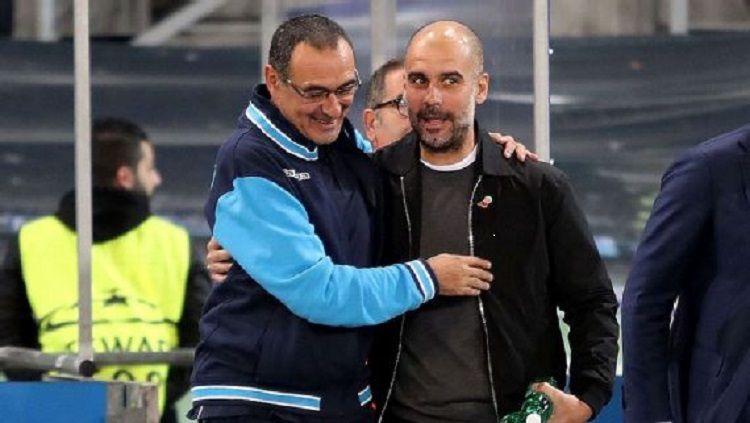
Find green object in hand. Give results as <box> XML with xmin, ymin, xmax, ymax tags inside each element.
<box><xmin>499</xmin><ymin>378</ymin><xmax>555</xmax><ymax>423</ymax></box>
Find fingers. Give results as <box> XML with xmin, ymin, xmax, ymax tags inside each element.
<box><xmin>466</xmin><ymin>277</ymin><xmax>491</xmax><ymax>291</ymax></box>
<box><xmin>500</xmin><ymin>137</ymin><xmax>522</xmax><ymax>160</ymax></box>
<box><xmin>460</xmin><ymin>287</ymin><xmax>482</xmax><ymax>296</ymax></box>
<box><xmin>429</xmin><ymin>254</ymin><xmax>495</xmax><ymax>297</ymax></box>
<box><xmin>531</xmin><ymin>383</ymin><xmax>592</xmax><ymax>423</ymax></box>
<box><xmin>205</xmin><ymin>237</ymin><xmax>232</xmax><ymax>283</ymax></box>
<box><xmin>503</xmin><ymin>139</ymin><xmax>518</xmax><ymax>159</ymax></box>
<box><xmin>487</xmin><ymin>131</ymin><xmax>540</xmax><ymax>162</ymax></box>
<box><xmin>207</xmin><ymin>248</ymin><xmax>232</xmax><ymax>263</ymax></box>
<box><xmin>207</xmin><ymin>262</ymin><xmax>231</xmax><ymax>283</ymax></box>
<box><xmin>488</xmin><ymin>131</ymin><xmax>520</xmax><ymax>158</ymax></box>
<box><xmin>464</xmin><ymin>264</ymin><xmax>493</xmax><ymax>283</ymax></box>
<box><xmin>207</xmin><ymin>237</ymin><xmax>221</xmax><ymax>251</ymax></box>
<box><xmin>460</xmin><ymin>255</ymin><xmax>492</xmax><ymax>270</ymax></box>
<box><xmin>443</xmin><ymin>278</ymin><xmax>490</xmax><ymax>296</ymax></box>
<box><xmin>488</xmin><ymin>131</ymin><xmax>506</xmax><ymax>142</ymax></box>
<box><xmin>532</xmin><ymin>382</ymin><xmax>557</xmax><ymax>397</ymax></box>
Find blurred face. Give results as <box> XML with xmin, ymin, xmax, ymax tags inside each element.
<box><xmin>369</xmin><ymin>69</ymin><xmax>412</xmax><ymax>149</ymax></box>
<box><xmin>405</xmin><ymin>31</ymin><xmax>488</xmax><ymax>152</ymax></box>
<box><xmin>266</xmin><ymin>39</ymin><xmax>359</xmax><ymax>145</ymax></box>
<box><xmin>134</xmin><ymin>141</ymin><xmax>161</xmax><ymax>196</ymax></box>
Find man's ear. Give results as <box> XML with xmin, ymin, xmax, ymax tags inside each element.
<box><xmin>265</xmin><ymin>64</ymin><xmax>281</xmax><ymax>96</ymax></box>
<box><xmin>475</xmin><ymin>72</ymin><xmax>490</xmax><ymax>105</ymax></box>
<box><xmin>362</xmin><ymin>108</ymin><xmax>378</xmax><ymax>149</ymax></box>
<box><xmin>114</xmin><ymin>165</ymin><xmax>135</xmax><ymax>190</ymax></box>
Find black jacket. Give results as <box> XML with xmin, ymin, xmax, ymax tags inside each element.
<box><xmin>0</xmin><ymin>188</ymin><xmax>211</xmax><ymax>423</ymax></box>
<box><xmin>370</xmin><ymin>128</ymin><xmax>619</xmax><ymax>419</ymax></box>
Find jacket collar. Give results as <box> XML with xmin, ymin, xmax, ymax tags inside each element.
<box><xmin>243</xmin><ymin>84</ymin><xmax>361</xmax><ymax>161</ymax></box>
<box><xmin>56</xmin><ymin>188</ymin><xmax>151</xmax><ymax>243</ymax></box>
<box><xmin>376</xmin><ymin>121</ymin><xmax>523</xmax><ymax>178</ymax></box>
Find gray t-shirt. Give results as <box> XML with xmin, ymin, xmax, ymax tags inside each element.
<box><xmin>388</xmin><ymin>162</ymin><xmax>495</xmax><ymax>422</ymax></box>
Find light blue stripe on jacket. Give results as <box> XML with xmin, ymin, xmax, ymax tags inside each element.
<box><xmin>354</xmin><ymin>129</ymin><xmax>374</xmax><ymax>154</ymax></box>
<box><xmin>213</xmin><ymin>176</ymin><xmax>436</xmax><ymax>327</ymax></box>
<box><xmin>358</xmin><ymin>386</ymin><xmax>372</xmax><ymax>406</ymax></box>
<box><xmin>192</xmin><ymin>385</ymin><xmax>321</xmax><ymax>411</ymax></box>
<box><xmin>245</xmin><ymin>103</ymin><xmax>318</xmax><ymax>161</ymax></box>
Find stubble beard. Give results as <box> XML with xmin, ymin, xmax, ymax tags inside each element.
<box><xmin>411</xmin><ymin>106</ymin><xmax>471</xmax><ymax>153</ymax></box>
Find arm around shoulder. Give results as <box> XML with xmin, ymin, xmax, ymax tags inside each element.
<box><xmin>212</xmin><ymin>175</ymin><xmax>437</xmax><ymax>327</ymax></box>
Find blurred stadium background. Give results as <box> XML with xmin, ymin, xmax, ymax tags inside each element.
<box><xmin>0</xmin><ymin>0</ymin><xmax>749</xmax><ymax>421</ymax></box>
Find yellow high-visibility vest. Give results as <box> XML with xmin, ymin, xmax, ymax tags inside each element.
<box><xmin>19</xmin><ymin>215</ymin><xmax>190</xmax><ymax>413</ymax></box>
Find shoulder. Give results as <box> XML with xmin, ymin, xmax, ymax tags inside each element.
<box><xmin>19</xmin><ymin>215</ymin><xmax>63</xmax><ymax>236</ymax></box>
<box><xmin>659</xmin><ymin>124</ymin><xmax>749</xmax><ymax>189</ymax></box>
<box><xmin>372</xmin><ymin>135</ymin><xmax>418</xmax><ymax>175</ymax></box>
<box><xmin>684</xmin><ymin>124</ymin><xmax>750</xmax><ymax>164</ymax></box>
<box><xmin>219</xmin><ymin>126</ymin><xmax>276</xmax><ymax>162</ymax></box>
<box><xmin>216</xmin><ymin>126</ymin><xmax>290</xmax><ymax>180</ymax></box>
<box><xmin>503</xmin><ymin>157</ymin><xmax>572</xmax><ymax>195</ymax></box>
<box><xmin>144</xmin><ymin>216</ymin><xmax>189</xmax><ymax>236</ymax></box>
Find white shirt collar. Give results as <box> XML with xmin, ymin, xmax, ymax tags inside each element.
<box><xmin>420</xmin><ymin>144</ymin><xmax>478</xmax><ymax>172</ymax></box>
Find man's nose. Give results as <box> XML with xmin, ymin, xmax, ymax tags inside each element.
<box><xmin>320</xmin><ymin>93</ymin><xmax>343</xmax><ymax>118</ymax></box>
<box><xmin>424</xmin><ymin>85</ymin><xmax>442</xmax><ymax>105</ymax></box>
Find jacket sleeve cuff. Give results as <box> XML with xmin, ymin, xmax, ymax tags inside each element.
<box><xmin>576</xmin><ymin>388</ymin><xmax>609</xmax><ymax>421</ymax></box>
<box><xmin>404</xmin><ymin>258</ymin><xmax>438</xmax><ymax>302</ymax></box>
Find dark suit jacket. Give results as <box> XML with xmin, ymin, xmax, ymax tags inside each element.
<box><xmin>622</xmin><ymin>124</ymin><xmax>750</xmax><ymax>423</ymax></box>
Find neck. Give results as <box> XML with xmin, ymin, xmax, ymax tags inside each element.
<box><xmin>420</xmin><ymin>125</ymin><xmax>476</xmax><ymax>166</ymax></box>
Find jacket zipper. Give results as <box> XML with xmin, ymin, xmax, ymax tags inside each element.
<box><xmin>469</xmin><ymin>175</ymin><xmax>501</xmax><ymax>420</ymax></box>
<box><xmin>399</xmin><ymin>176</ymin><xmax>413</xmax><ymax>255</ymax></box>
<box><xmin>376</xmin><ymin>314</ymin><xmax>405</xmax><ymax>423</ymax></box>
<box><xmin>379</xmin><ymin>175</ymin><xmax>500</xmax><ymax>421</ymax></box>
<box><xmin>376</xmin><ymin>176</ymin><xmax>412</xmax><ymax>422</ymax></box>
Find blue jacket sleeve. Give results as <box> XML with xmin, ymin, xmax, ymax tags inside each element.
<box><xmin>621</xmin><ymin>147</ymin><xmax>713</xmax><ymax>422</ymax></box>
<box><xmin>354</xmin><ymin>129</ymin><xmax>374</xmax><ymax>154</ymax></box>
<box><xmin>213</xmin><ymin>176</ymin><xmax>436</xmax><ymax>327</ymax></box>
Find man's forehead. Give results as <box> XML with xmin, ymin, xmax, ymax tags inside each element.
<box><xmin>406</xmin><ymin>58</ymin><xmax>466</xmax><ymax>77</ymax></box>
<box><xmin>407</xmin><ymin>49</ymin><xmax>472</xmax><ymax>72</ymax></box>
<box><xmin>383</xmin><ymin>69</ymin><xmax>405</xmax><ymax>90</ymax></box>
<box><xmin>406</xmin><ymin>29</ymin><xmax>477</xmax><ymax>72</ymax></box>
<box><xmin>288</xmin><ymin>40</ymin><xmax>356</xmax><ymax>81</ymax></box>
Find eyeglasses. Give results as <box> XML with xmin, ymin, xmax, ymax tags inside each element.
<box><xmin>284</xmin><ymin>70</ymin><xmax>361</xmax><ymax>103</ymax></box>
<box><xmin>372</xmin><ymin>94</ymin><xmax>408</xmax><ymax>117</ymax></box>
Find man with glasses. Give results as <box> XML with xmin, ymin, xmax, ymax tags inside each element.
<box><xmin>189</xmin><ymin>15</ymin><xmax>496</xmax><ymax>423</ymax></box>
<box><xmin>363</xmin><ymin>59</ymin><xmax>412</xmax><ymax>150</ymax></box>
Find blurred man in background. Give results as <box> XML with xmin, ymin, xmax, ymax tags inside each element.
<box><xmin>623</xmin><ymin>123</ymin><xmax>750</xmax><ymax>423</ymax></box>
<box><xmin>362</xmin><ymin>58</ymin><xmax>412</xmax><ymax>150</ymax></box>
<box><xmin>0</xmin><ymin>117</ymin><xmax>210</xmax><ymax>423</ymax></box>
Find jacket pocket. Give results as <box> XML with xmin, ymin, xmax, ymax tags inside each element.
<box><xmin>255</xmin><ymin>312</ymin><xmax>368</xmax><ymax>386</ymax></box>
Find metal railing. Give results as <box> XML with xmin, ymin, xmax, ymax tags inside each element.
<box><xmin>0</xmin><ymin>347</ymin><xmax>194</xmax><ymax>377</ymax></box>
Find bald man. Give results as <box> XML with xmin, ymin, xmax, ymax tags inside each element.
<box><xmin>369</xmin><ymin>21</ymin><xmax>619</xmax><ymax>423</ymax></box>
<box><xmin>361</xmin><ymin>58</ymin><xmax>529</xmax><ymax>153</ymax></box>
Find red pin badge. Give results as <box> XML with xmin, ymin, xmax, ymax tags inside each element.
<box><xmin>477</xmin><ymin>195</ymin><xmax>493</xmax><ymax>208</ymax></box>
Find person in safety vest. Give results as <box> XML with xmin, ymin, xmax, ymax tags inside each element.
<box><xmin>0</xmin><ymin>117</ymin><xmax>211</xmax><ymax>423</ymax></box>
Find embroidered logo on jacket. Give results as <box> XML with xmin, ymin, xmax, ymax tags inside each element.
<box><xmin>283</xmin><ymin>169</ymin><xmax>311</xmax><ymax>181</ymax></box>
